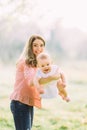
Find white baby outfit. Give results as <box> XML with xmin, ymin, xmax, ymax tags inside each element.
<box><xmin>36</xmin><ymin>65</ymin><xmax>60</xmax><ymax>98</ymax></box>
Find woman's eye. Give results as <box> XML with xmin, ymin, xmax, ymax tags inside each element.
<box><xmin>33</xmin><ymin>44</ymin><xmax>37</xmax><ymax>47</ymax></box>
<box><xmin>33</xmin><ymin>44</ymin><xmax>44</xmax><ymax>47</ymax></box>
<box><xmin>40</xmin><ymin>44</ymin><xmax>44</xmax><ymax>47</ymax></box>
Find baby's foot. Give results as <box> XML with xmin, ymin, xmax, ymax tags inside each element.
<box><xmin>62</xmin><ymin>96</ymin><xmax>70</xmax><ymax>102</ymax></box>
<box><xmin>59</xmin><ymin>93</ymin><xmax>70</xmax><ymax>102</ymax></box>
<box><xmin>64</xmin><ymin>97</ymin><xmax>70</xmax><ymax>102</ymax></box>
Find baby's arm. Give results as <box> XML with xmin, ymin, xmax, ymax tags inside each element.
<box><xmin>39</xmin><ymin>72</ymin><xmax>60</xmax><ymax>84</ymax></box>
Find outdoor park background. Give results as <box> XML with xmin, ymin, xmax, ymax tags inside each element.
<box><xmin>0</xmin><ymin>0</ymin><xmax>87</xmax><ymax>130</ymax></box>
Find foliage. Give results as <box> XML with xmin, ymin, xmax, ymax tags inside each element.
<box><xmin>0</xmin><ymin>41</ymin><xmax>24</xmax><ymax>63</ymax></box>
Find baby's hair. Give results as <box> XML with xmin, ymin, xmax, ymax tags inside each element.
<box><xmin>37</xmin><ymin>52</ymin><xmax>51</xmax><ymax>62</ymax></box>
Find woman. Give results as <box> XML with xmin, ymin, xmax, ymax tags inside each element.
<box><xmin>10</xmin><ymin>35</ymin><xmax>59</xmax><ymax>130</ymax></box>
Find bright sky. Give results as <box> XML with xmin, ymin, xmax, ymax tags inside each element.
<box><xmin>0</xmin><ymin>0</ymin><xmax>87</xmax><ymax>32</ymax></box>
<box><xmin>36</xmin><ymin>0</ymin><xmax>87</xmax><ymax>32</ymax></box>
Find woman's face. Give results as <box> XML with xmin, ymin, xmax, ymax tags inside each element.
<box><xmin>32</xmin><ymin>39</ymin><xmax>45</xmax><ymax>56</ymax></box>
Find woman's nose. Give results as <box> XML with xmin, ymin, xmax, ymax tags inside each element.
<box><xmin>37</xmin><ymin>46</ymin><xmax>41</xmax><ymax>50</ymax></box>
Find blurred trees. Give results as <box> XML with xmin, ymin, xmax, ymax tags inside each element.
<box><xmin>1</xmin><ymin>25</ymin><xmax>87</xmax><ymax>64</ymax></box>
<box><xmin>0</xmin><ymin>0</ymin><xmax>87</xmax><ymax>64</ymax></box>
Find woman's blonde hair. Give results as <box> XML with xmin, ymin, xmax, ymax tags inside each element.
<box><xmin>20</xmin><ymin>35</ymin><xmax>45</xmax><ymax>67</ymax></box>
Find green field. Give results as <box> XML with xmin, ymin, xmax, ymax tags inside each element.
<box><xmin>0</xmin><ymin>61</ymin><xmax>87</xmax><ymax>130</ymax></box>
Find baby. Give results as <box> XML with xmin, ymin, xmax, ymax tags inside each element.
<box><xmin>34</xmin><ymin>52</ymin><xmax>70</xmax><ymax>102</ymax></box>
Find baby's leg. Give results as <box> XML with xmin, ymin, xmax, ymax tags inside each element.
<box><xmin>57</xmin><ymin>80</ymin><xmax>70</xmax><ymax>102</ymax></box>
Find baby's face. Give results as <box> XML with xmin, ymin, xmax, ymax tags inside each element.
<box><xmin>38</xmin><ymin>58</ymin><xmax>51</xmax><ymax>74</ymax></box>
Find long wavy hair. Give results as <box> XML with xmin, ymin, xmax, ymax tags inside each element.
<box><xmin>21</xmin><ymin>35</ymin><xmax>45</xmax><ymax>67</ymax></box>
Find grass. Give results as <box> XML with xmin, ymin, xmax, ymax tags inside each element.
<box><xmin>33</xmin><ymin>84</ymin><xmax>87</xmax><ymax>130</ymax></box>
<box><xmin>0</xmin><ymin>61</ymin><xmax>87</xmax><ymax>130</ymax></box>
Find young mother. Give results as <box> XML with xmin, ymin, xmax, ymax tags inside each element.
<box><xmin>10</xmin><ymin>35</ymin><xmax>59</xmax><ymax>130</ymax></box>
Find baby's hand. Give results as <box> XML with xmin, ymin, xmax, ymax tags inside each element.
<box><xmin>37</xmin><ymin>85</ymin><xmax>44</xmax><ymax>94</ymax></box>
<box><xmin>38</xmin><ymin>88</ymin><xmax>44</xmax><ymax>94</ymax></box>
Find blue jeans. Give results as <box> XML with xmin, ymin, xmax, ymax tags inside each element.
<box><xmin>10</xmin><ymin>100</ymin><xmax>34</xmax><ymax>130</ymax></box>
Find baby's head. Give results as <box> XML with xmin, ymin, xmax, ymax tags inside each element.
<box><xmin>37</xmin><ymin>52</ymin><xmax>52</xmax><ymax>73</ymax></box>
